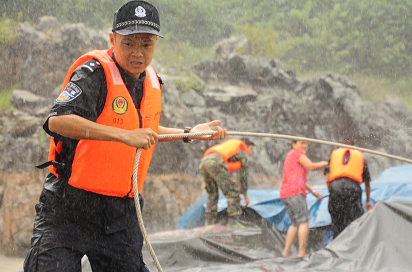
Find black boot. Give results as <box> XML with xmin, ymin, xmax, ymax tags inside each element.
<box><xmin>205</xmin><ymin>217</ymin><xmax>219</xmax><ymax>226</ymax></box>
<box><xmin>226</xmin><ymin>216</ymin><xmax>245</xmax><ymax>228</ymax></box>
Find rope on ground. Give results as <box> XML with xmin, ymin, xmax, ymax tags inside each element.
<box><xmin>134</xmin><ymin>131</ymin><xmax>412</xmax><ymax>272</ymax></box>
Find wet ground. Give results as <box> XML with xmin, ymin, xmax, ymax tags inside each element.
<box><xmin>0</xmin><ymin>255</ymin><xmax>24</xmax><ymax>272</ymax></box>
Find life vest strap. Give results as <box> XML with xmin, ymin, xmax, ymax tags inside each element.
<box><xmin>36</xmin><ymin>161</ymin><xmax>66</xmax><ymax>169</ymax></box>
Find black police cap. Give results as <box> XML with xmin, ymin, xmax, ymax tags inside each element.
<box><xmin>112</xmin><ymin>0</ymin><xmax>163</xmax><ymax>38</ymax></box>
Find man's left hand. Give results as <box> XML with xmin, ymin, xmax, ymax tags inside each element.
<box><xmin>365</xmin><ymin>201</ymin><xmax>373</xmax><ymax>211</ymax></box>
<box><xmin>190</xmin><ymin>120</ymin><xmax>227</xmax><ymax>141</ymax></box>
<box><xmin>241</xmin><ymin>195</ymin><xmax>250</xmax><ymax>208</ymax></box>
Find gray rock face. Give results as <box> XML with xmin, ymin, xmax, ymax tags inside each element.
<box><xmin>0</xmin><ymin>16</ymin><xmax>109</xmax><ymax>96</ymax></box>
<box><xmin>215</xmin><ymin>35</ymin><xmax>253</xmax><ymax>60</ymax></box>
<box><xmin>204</xmin><ymin>85</ymin><xmax>257</xmax><ymax>113</ymax></box>
<box><xmin>10</xmin><ymin>89</ymin><xmax>49</xmax><ymax>111</ymax></box>
<box><xmin>150</xmin><ymin>57</ymin><xmax>410</xmax><ymax>180</ymax></box>
<box><xmin>180</xmin><ymin>89</ymin><xmax>205</xmax><ymax>107</ymax></box>
<box><xmin>0</xmin><ymin>108</ymin><xmax>47</xmax><ymax>173</ymax></box>
<box><xmin>193</xmin><ymin>54</ymin><xmax>295</xmax><ymax>90</ymax></box>
<box><xmin>36</xmin><ymin>16</ymin><xmax>62</xmax><ymax>33</ymax></box>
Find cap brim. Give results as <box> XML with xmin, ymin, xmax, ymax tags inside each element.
<box><xmin>115</xmin><ymin>25</ymin><xmax>164</xmax><ymax>38</ymax></box>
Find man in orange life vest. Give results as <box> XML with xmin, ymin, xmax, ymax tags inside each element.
<box><xmin>23</xmin><ymin>1</ymin><xmax>226</xmax><ymax>271</ymax></box>
<box><xmin>325</xmin><ymin>138</ymin><xmax>372</xmax><ymax>239</ymax></box>
<box><xmin>199</xmin><ymin>138</ymin><xmax>255</xmax><ymax>227</ymax></box>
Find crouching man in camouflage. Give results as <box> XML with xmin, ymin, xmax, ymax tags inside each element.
<box><xmin>199</xmin><ymin>138</ymin><xmax>254</xmax><ymax>228</ymax></box>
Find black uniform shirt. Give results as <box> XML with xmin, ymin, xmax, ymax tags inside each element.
<box><xmin>43</xmin><ymin>53</ymin><xmax>161</xmax><ymax>191</ymax></box>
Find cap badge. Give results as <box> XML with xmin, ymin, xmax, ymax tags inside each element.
<box><xmin>135</xmin><ymin>6</ymin><xmax>146</xmax><ymax>18</ymax></box>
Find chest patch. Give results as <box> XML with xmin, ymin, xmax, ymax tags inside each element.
<box><xmin>56</xmin><ymin>82</ymin><xmax>82</xmax><ymax>103</ymax></box>
<box><xmin>112</xmin><ymin>96</ymin><xmax>128</xmax><ymax>115</ymax></box>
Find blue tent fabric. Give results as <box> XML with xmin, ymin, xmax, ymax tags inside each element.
<box><xmin>178</xmin><ymin>164</ymin><xmax>412</xmax><ymax>232</ymax></box>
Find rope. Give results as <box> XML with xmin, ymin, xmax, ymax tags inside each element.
<box><xmin>156</xmin><ymin>131</ymin><xmax>412</xmax><ymax>163</ymax></box>
<box><xmin>134</xmin><ymin>131</ymin><xmax>412</xmax><ymax>272</ymax></box>
<box><xmin>132</xmin><ymin>148</ymin><xmax>164</xmax><ymax>272</ymax></box>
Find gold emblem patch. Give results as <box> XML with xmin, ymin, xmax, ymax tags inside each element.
<box><xmin>112</xmin><ymin>96</ymin><xmax>128</xmax><ymax>115</ymax></box>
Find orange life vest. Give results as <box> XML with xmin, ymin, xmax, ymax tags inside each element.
<box><xmin>329</xmin><ymin>148</ymin><xmax>364</xmax><ymax>184</ymax></box>
<box><xmin>204</xmin><ymin>139</ymin><xmax>248</xmax><ymax>173</ymax></box>
<box><xmin>47</xmin><ymin>48</ymin><xmax>161</xmax><ymax>197</ymax></box>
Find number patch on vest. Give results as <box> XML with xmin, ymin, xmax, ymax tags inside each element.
<box><xmin>56</xmin><ymin>82</ymin><xmax>82</xmax><ymax>103</ymax></box>
<box><xmin>112</xmin><ymin>96</ymin><xmax>128</xmax><ymax>115</ymax></box>
<box><xmin>113</xmin><ymin>118</ymin><xmax>124</xmax><ymax>125</ymax></box>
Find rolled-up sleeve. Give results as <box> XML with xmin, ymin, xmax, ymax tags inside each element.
<box><xmin>238</xmin><ymin>150</ymin><xmax>249</xmax><ymax>196</ymax></box>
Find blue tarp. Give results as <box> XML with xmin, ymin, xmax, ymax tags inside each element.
<box><xmin>178</xmin><ymin>164</ymin><xmax>412</xmax><ymax>232</ymax></box>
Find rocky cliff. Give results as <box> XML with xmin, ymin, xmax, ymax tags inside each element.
<box><xmin>1</xmin><ymin>18</ymin><xmax>411</xmax><ymax>257</ymax></box>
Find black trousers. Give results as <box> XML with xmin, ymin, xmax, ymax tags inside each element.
<box><xmin>24</xmin><ymin>186</ymin><xmax>149</xmax><ymax>272</ymax></box>
<box><xmin>328</xmin><ymin>178</ymin><xmax>364</xmax><ymax>239</ymax></box>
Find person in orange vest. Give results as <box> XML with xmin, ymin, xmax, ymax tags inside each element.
<box><xmin>280</xmin><ymin>138</ymin><xmax>328</xmax><ymax>257</ymax></box>
<box><xmin>199</xmin><ymin>138</ymin><xmax>255</xmax><ymax>228</ymax></box>
<box><xmin>325</xmin><ymin>138</ymin><xmax>372</xmax><ymax>239</ymax></box>
<box><xmin>23</xmin><ymin>1</ymin><xmax>226</xmax><ymax>271</ymax></box>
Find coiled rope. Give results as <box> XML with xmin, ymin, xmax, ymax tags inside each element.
<box><xmin>133</xmin><ymin>131</ymin><xmax>412</xmax><ymax>272</ymax></box>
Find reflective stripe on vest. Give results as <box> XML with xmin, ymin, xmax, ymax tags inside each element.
<box><xmin>204</xmin><ymin>139</ymin><xmax>247</xmax><ymax>173</ymax></box>
<box><xmin>329</xmin><ymin>148</ymin><xmax>364</xmax><ymax>184</ymax></box>
<box><xmin>47</xmin><ymin>48</ymin><xmax>161</xmax><ymax>197</ymax></box>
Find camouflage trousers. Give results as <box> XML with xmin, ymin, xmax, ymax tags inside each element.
<box><xmin>199</xmin><ymin>155</ymin><xmax>241</xmax><ymax>225</ymax></box>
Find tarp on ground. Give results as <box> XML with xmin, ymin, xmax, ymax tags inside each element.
<box><xmin>144</xmin><ymin>201</ymin><xmax>412</xmax><ymax>272</ymax></box>
<box><xmin>144</xmin><ymin>208</ymin><xmax>325</xmax><ymax>271</ymax></box>
<box><xmin>82</xmin><ymin>165</ymin><xmax>412</xmax><ymax>272</ymax></box>
<box><xmin>178</xmin><ymin>164</ymin><xmax>412</xmax><ymax>232</ymax></box>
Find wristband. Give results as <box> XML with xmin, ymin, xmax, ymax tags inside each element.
<box><xmin>183</xmin><ymin>127</ymin><xmax>193</xmax><ymax>143</ymax></box>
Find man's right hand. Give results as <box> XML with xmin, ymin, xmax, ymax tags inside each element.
<box><xmin>320</xmin><ymin>161</ymin><xmax>329</xmax><ymax>168</ymax></box>
<box><xmin>312</xmin><ymin>190</ymin><xmax>325</xmax><ymax>200</ymax></box>
<box><xmin>122</xmin><ymin>128</ymin><xmax>158</xmax><ymax>149</ymax></box>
